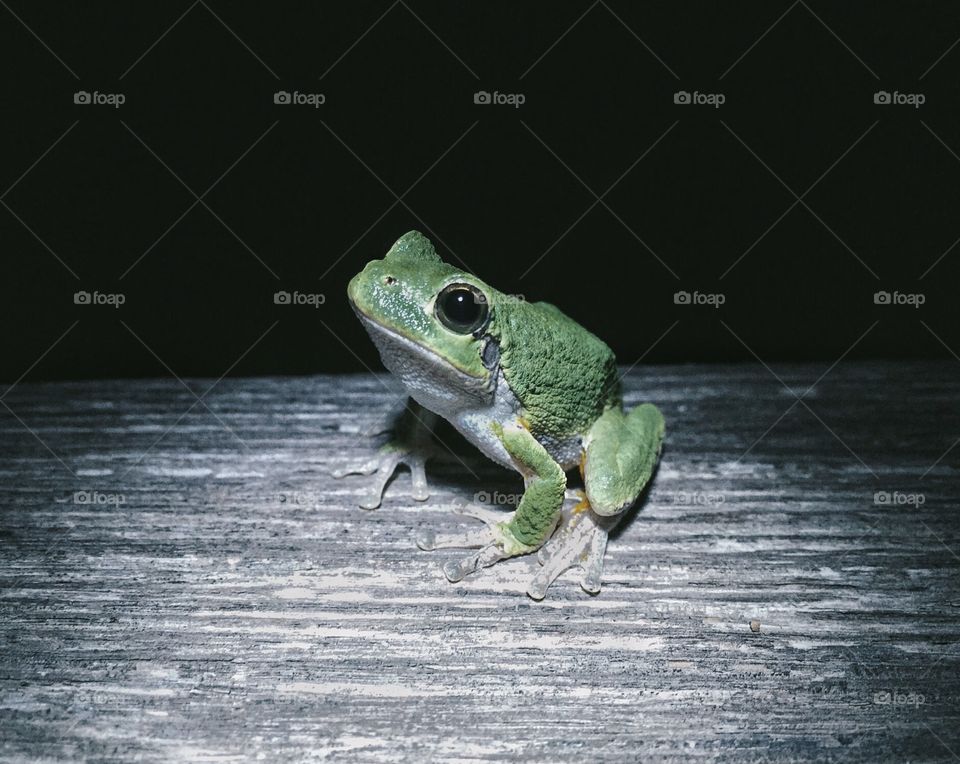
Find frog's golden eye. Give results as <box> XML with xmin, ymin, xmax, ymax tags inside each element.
<box><xmin>435</xmin><ymin>283</ymin><xmax>488</xmax><ymax>334</ymax></box>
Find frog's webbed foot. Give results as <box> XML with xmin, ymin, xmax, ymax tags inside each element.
<box><xmin>332</xmin><ymin>445</ymin><xmax>432</xmax><ymax>510</ymax></box>
<box><xmin>416</xmin><ymin>503</ymin><xmax>520</xmax><ymax>582</ymax></box>
<box><xmin>333</xmin><ymin>400</ymin><xmax>437</xmax><ymax>510</ymax></box>
<box><xmin>527</xmin><ymin>494</ymin><xmax>621</xmax><ymax>600</ymax></box>
<box><xmin>332</xmin><ymin>446</ymin><xmax>431</xmax><ymax>509</ymax></box>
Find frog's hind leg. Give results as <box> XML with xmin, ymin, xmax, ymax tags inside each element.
<box><xmin>528</xmin><ymin>404</ymin><xmax>665</xmax><ymax>599</ymax></box>
<box><xmin>583</xmin><ymin>403</ymin><xmax>664</xmax><ymax>516</ymax></box>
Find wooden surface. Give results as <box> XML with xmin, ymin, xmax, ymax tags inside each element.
<box><xmin>1</xmin><ymin>362</ymin><xmax>958</xmax><ymax>762</ymax></box>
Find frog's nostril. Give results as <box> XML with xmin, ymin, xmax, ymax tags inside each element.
<box><xmin>385</xmin><ymin>276</ymin><xmax>397</xmax><ymax>285</ymax></box>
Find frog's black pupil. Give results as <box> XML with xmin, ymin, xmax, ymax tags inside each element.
<box><xmin>445</xmin><ymin>290</ymin><xmax>475</xmax><ymax>323</ymax></box>
<box><xmin>437</xmin><ymin>284</ymin><xmax>488</xmax><ymax>333</ymax></box>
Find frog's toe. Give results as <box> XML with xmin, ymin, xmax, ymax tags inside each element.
<box><xmin>528</xmin><ymin>535</ymin><xmax>591</xmax><ymax>600</ymax></box>
<box><xmin>408</xmin><ymin>456</ymin><xmax>429</xmax><ymax>502</ymax></box>
<box><xmin>416</xmin><ymin>500</ymin><xmax>507</xmax><ymax>551</ymax></box>
<box><xmin>358</xmin><ymin>453</ymin><xmax>402</xmax><ymax>510</ymax></box>
<box><xmin>579</xmin><ymin>524</ymin><xmax>609</xmax><ymax>594</ymax></box>
<box><xmin>418</xmin><ymin>502</ymin><xmax>523</xmax><ymax>581</ymax></box>
<box><xmin>331</xmin><ymin>455</ymin><xmax>382</xmax><ymax>479</ymax></box>
<box><xmin>452</xmin><ymin>501</ymin><xmax>506</xmax><ymax>527</ymax></box>
<box><xmin>527</xmin><ymin>502</ymin><xmax>616</xmax><ymax>600</ymax></box>
<box><xmin>443</xmin><ymin>542</ymin><xmax>510</xmax><ymax>582</ymax></box>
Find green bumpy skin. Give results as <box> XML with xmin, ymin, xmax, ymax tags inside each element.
<box><xmin>492</xmin><ymin>300</ymin><xmax>620</xmax><ymax>439</ymax></box>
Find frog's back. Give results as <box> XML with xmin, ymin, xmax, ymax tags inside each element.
<box><xmin>490</xmin><ymin>297</ymin><xmax>619</xmax><ymax>439</ymax></box>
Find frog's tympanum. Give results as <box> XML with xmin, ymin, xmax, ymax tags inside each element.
<box><xmin>336</xmin><ymin>231</ymin><xmax>664</xmax><ymax>599</ymax></box>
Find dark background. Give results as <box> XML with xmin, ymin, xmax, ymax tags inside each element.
<box><xmin>2</xmin><ymin>1</ymin><xmax>959</xmax><ymax>381</ymax></box>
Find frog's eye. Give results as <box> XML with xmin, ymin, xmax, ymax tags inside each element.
<box><xmin>435</xmin><ymin>283</ymin><xmax>489</xmax><ymax>334</ymax></box>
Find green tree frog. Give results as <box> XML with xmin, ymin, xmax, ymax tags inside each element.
<box><xmin>336</xmin><ymin>231</ymin><xmax>665</xmax><ymax>598</ymax></box>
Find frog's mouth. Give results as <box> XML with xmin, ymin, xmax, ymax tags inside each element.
<box><xmin>349</xmin><ymin>301</ymin><xmax>494</xmax><ymax>403</ymax></box>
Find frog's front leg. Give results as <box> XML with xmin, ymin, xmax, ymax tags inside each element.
<box><xmin>332</xmin><ymin>398</ymin><xmax>437</xmax><ymax>509</ymax></box>
<box><xmin>417</xmin><ymin>421</ymin><xmax>566</xmax><ymax>582</ymax></box>
<box><xmin>529</xmin><ymin>403</ymin><xmax>665</xmax><ymax>599</ymax></box>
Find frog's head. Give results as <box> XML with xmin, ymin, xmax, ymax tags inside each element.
<box><xmin>347</xmin><ymin>231</ymin><xmax>500</xmax><ymax>406</ymax></box>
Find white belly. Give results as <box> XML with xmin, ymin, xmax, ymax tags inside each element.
<box><xmin>447</xmin><ymin>371</ymin><xmax>583</xmax><ymax>473</ymax></box>
<box><xmin>448</xmin><ymin>370</ymin><xmax>523</xmax><ymax>470</ymax></box>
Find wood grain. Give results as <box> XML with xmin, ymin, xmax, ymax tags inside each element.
<box><xmin>1</xmin><ymin>363</ymin><xmax>958</xmax><ymax>762</ymax></box>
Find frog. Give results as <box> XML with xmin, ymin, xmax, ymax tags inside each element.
<box><xmin>334</xmin><ymin>231</ymin><xmax>664</xmax><ymax>599</ymax></box>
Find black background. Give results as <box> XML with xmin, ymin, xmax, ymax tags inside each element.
<box><xmin>2</xmin><ymin>1</ymin><xmax>959</xmax><ymax>381</ymax></box>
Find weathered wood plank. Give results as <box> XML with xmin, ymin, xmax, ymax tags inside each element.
<box><xmin>1</xmin><ymin>363</ymin><xmax>958</xmax><ymax>762</ymax></box>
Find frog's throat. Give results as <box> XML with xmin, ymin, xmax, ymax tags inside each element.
<box><xmin>352</xmin><ymin>307</ymin><xmax>494</xmax><ymax>401</ymax></box>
